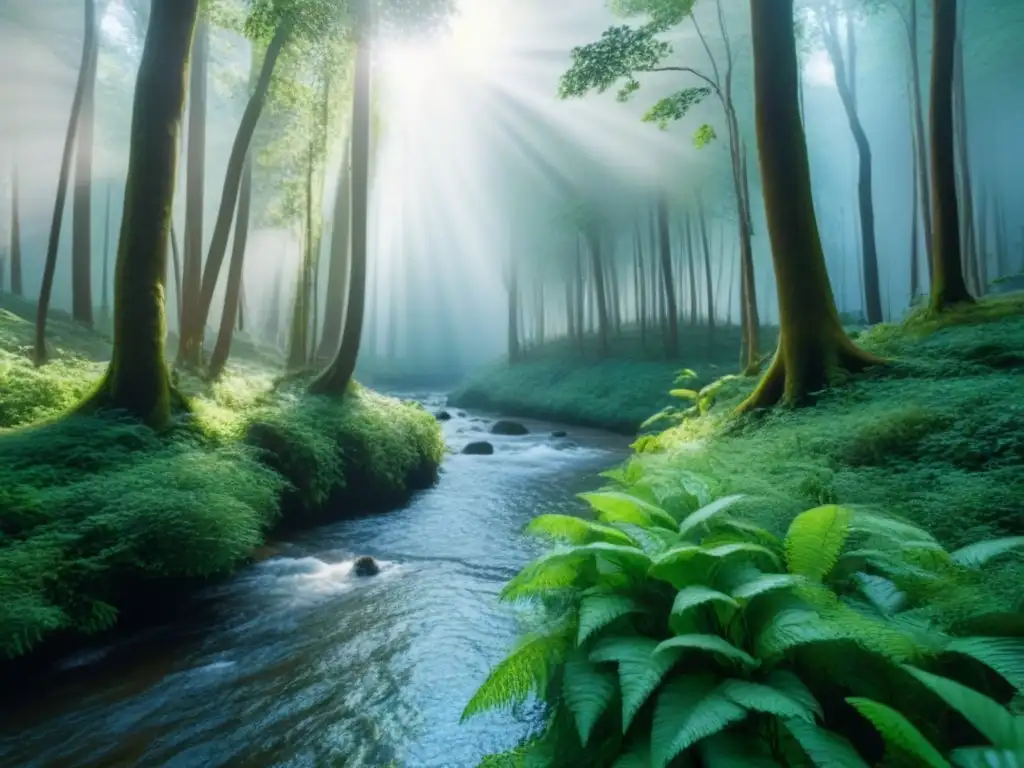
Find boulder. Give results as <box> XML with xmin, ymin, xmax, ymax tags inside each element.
<box><xmin>490</xmin><ymin>420</ymin><xmax>529</xmax><ymax>436</ymax></box>
<box><xmin>352</xmin><ymin>555</ymin><xmax>380</xmax><ymax>577</ymax></box>
<box><xmin>435</xmin><ymin>410</ymin><xmax>452</xmax><ymax>421</ymax></box>
<box><xmin>457</xmin><ymin>411</ymin><xmax>467</xmax><ymax>418</ymax></box>
<box><xmin>551</xmin><ymin>430</ymin><xmax>568</xmax><ymax>438</ymax></box>
<box><xmin>462</xmin><ymin>440</ymin><xmax>495</xmax><ymax>455</ymax></box>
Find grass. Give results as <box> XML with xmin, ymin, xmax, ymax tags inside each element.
<box><xmin>0</xmin><ymin>299</ymin><xmax>444</xmax><ymax>660</ymax></box>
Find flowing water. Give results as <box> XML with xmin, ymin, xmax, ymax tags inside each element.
<box><xmin>0</xmin><ymin>400</ymin><xmax>630</xmax><ymax>768</ymax></box>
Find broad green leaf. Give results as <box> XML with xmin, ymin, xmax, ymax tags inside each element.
<box><xmin>578</xmin><ymin>593</ymin><xmax>645</xmax><ymax>646</ymax></box>
<box><xmin>951</xmin><ymin>537</ymin><xmax>1024</xmax><ymax>569</ymax></box>
<box><xmin>902</xmin><ymin>665</ymin><xmax>1024</xmax><ymax>749</ymax></box>
<box><xmin>847</xmin><ymin>697</ymin><xmax>951</xmax><ymax>768</ymax></box>
<box><xmin>575</xmin><ymin>542</ymin><xmax>653</xmax><ymax>574</ymax></box>
<box><xmin>944</xmin><ymin>637</ymin><xmax>1024</xmax><ymax>692</ymax></box>
<box><xmin>612</xmin><ymin>522</ymin><xmax>676</xmax><ymax>555</ymax></box>
<box><xmin>853</xmin><ymin>573</ymin><xmax>907</xmax><ymax>615</ymax></box>
<box><xmin>765</xmin><ymin>670</ymin><xmax>824</xmax><ymax>719</ymax></box>
<box><xmin>732</xmin><ymin>573</ymin><xmax>805</xmax><ymax>602</ymax></box>
<box><xmin>580</xmin><ymin>491</ymin><xmax>679</xmax><ymax>531</ymax></box>
<box><xmin>671</xmin><ymin>586</ymin><xmax>739</xmax><ymax>620</ymax></box>
<box><xmin>950</xmin><ymin>747</ymin><xmax>1024</xmax><ymax>768</ymax></box>
<box><xmin>678</xmin><ymin>494</ymin><xmax>747</xmax><ymax>538</ymax></box>
<box><xmin>590</xmin><ymin>635</ymin><xmax>683</xmax><ymax>732</ymax></box>
<box><xmin>651</xmin><ymin>675</ymin><xmax>747</xmax><ymax>768</ymax></box>
<box><xmin>784</xmin><ymin>717</ymin><xmax>871</xmax><ymax>767</ymax></box>
<box><xmin>755</xmin><ymin>609</ymin><xmax>844</xmax><ymax>659</ymax></box>
<box><xmin>719</xmin><ymin>678</ymin><xmax>815</xmax><ymax>722</ymax></box>
<box><xmin>669</xmin><ymin>388</ymin><xmax>699</xmax><ymax>400</ymax></box>
<box><xmin>654</xmin><ymin>634</ymin><xmax>758</xmax><ymax>669</ymax></box>
<box><xmin>612</xmin><ymin>742</ymin><xmax>652</xmax><ymax>768</ymax></box>
<box><xmin>563</xmin><ymin>657</ymin><xmax>617</xmax><ymax>747</ymax></box>
<box><xmin>849</xmin><ymin>510</ymin><xmax>939</xmax><ymax>546</ymax></box>
<box><xmin>698</xmin><ymin>731</ymin><xmax>779</xmax><ymax>767</ymax></box>
<box><xmin>501</xmin><ymin>550</ymin><xmax>586</xmax><ymax>601</ymax></box>
<box><xmin>704</xmin><ymin>542</ymin><xmax>782</xmax><ymax>568</ymax></box>
<box><xmin>526</xmin><ymin>514</ymin><xmax>636</xmax><ymax>546</ymax></box>
<box><xmin>715</xmin><ymin>518</ymin><xmax>782</xmax><ymax>547</ymax></box>
<box><xmin>785</xmin><ymin>504</ymin><xmax>852</xmax><ymax>582</ymax></box>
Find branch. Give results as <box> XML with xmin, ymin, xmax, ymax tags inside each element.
<box><xmin>648</xmin><ymin>66</ymin><xmax>719</xmax><ymax>93</ymax></box>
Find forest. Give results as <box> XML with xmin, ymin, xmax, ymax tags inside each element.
<box><xmin>0</xmin><ymin>0</ymin><xmax>1022</xmax><ymax>765</ymax></box>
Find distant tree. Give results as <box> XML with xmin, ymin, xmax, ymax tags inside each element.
<box><xmin>739</xmin><ymin>0</ymin><xmax>882</xmax><ymax>411</ymax></box>
<box><xmin>8</xmin><ymin>161</ymin><xmax>21</xmax><ymax>296</ymax></box>
<box><xmin>72</xmin><ymin>0</ymin><xmax>100</xmax><ymax>328</ymax></box>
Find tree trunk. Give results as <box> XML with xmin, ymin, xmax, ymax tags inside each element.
<box><xmin>575</xmin><ymin>235</ymin><xmax>584</xmax><ymax>353</ymax></box>
<box><xmin>909</xmin><ymin>117</ymin><xmax>921</xmax><ymax>302</ymax></box>
<box><xmin>820</xmin><ymin>6</ymin><xmax>883</xmax><ymax>325</ymax></box>
<box><xmin>656</xmin><ymin>193</ymin><xmax>678</xmax><ymax>356</ymax></box>
<box><xmin>9</xmin><ymin>160</ymin><xmax>22</xmax><ymax>296</ymax></box>
<box><xmin>309</xmin><ymin>4</ymin><xmax>371</xmax><ymax>395</ymax></box>
<box><xmin>635</xmin><ymin>225</ymin><xmax>647</xmax><ymax>347</ymax></box>
<box><xmin>36</xmin><ymin>0</ymin><xmax>97</xmax><ymax>364</ymax></box>
<box><xmin>263</xmin><ymin>263</ymin><xmax>284</xmax><ymax>348</ymax></box>
<box><xmin>72</xmin><ymin>11</ymin><xmax>99</xmax><ymax>328</ymax></box>
<box><xmin>928</xmin><ymin>0</ymin><xmax>973</xmax><ymax>311</ymax></box>
<box><xmin>192</xmin><ymin>22</ymin><xmax>290</xmax><ymax>358</ymax></box>
<box><xmin>738</xmin><ymin>0</ymin><xmax>882</xmax><ymax>412</ymax></box>
<box><xmin>586</xmin><ymin>230</ymin><xmax>611</xmax><ymax>357</ymax></box>
<box><xmin>100</xmin><ymin>181</ymin><xmax>112</xmax><ymax>320</ymax></box>
<box><xmin>76</xmin><ymin>0</ymin><xmax>197</xmax><ymax>427</ymax></box>
<box><xmin>317</xmin><ymin>138</ymin><xmax>352</xmax><ymax>360</ymax></box>
<box><xmin>507</xmin><ymin>255</ymin><xmax>520</xmax><ymax>362</ymax></box>
<box><xmin>207</xmin><ymin>153</ymin><xmax>252</xmax><ymax>379</ymax></box>
<box><xmin>952</xmin><ymin>7</ymin><xmax>981</xmax><ymax>296</ymax></box>
<box><xmin>738</xmin><ymin>142</ymin><xmax>760</xmax><ymax>372</ymax></box>
<box><xmin>176</xmin><ymin>17</ymin><xmax>208</xmax><ymax>368</ymax></box>
<box><xmin>170</xmin><ymin>224</ymin><xmax>183</xmax><ymax>326</ymax></box>
<box><xmin>907</xmin><ymin>0</ymin><xmax>934</xmax><ymax>280</ymax></box>
<box><xmin>698</xmin><ymin>198</ymin><xmax>715</xmax><ymax>330</ymax></box>
<box><xmin>685</xmin><ymin>214</ymin><xmax>699</xmax><ymax>326</ymax></box>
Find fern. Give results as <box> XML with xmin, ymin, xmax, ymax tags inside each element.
<box><xmin>501</xmin><ymin>550</ymin><xmax>587</xmax><ymax>601</ymax></box>
<box><xmin>949</xmin><ymin>747</ymin><xmax>1024</xmax><ymax>767</ymax></box>
<box><xmin>785</xmin><ymin>504</ymin><xmax>852</xmax><ymax>582</ymax></box>
<box><xmin>943</xmin><ymin>636</ymin><xmax>1024</xmax><ymax>692</ymax></box>
<box><xmin>847</xmin><ymin>697</ymin><xmax>951</xmax><ymax>768</ymax></box>
<box><xmin>784</xmin><ymin>717</ymin><xmax>871</xmax><ymax>767</ymax></box>
<box><xmin>950</xmin><ymin>537</ymin><xmax>1024</xmax><ymax>569</ymax></box>
<box><xmin>527</xmin><ymin>514</ymin><xmax>636</xmax><ymax>546</ymax></box>
<box><xmin>578</xmin><ymin>593</ymin><xmax>646</xmax><ymax>646</ymax></box>
<box><xmin>650</xmin><ymin>675</ymin><xmax>747</xmax><ymax>768</ymax></box>
<box><xmin>580</xmin><ymin>491</ymin><xmax>679</xmax><ymax>530</ymax></box>
<box><xmin>677</xmin><ymin>494</ymin><xmax>747</xmax><ymax>539</ymax></box>
<box><xmin>671</xmin><ymin>585</ymin><xmax>739</xmax><ymax>619</ymax></box>
<box><xmin>654</xmin><ymin>634</ymin><xmax>759</xmax><ymax>669</ymax></box>
<box><xmin>718</xmin><ymin>678</ymin><xmax>817</xmax><ymax>722</ymax></box>
<box><xmin>590</xmin><ymin>636</ymin><xmax>683</xmax><ymax>731</ymax></box>
<box><xmin>562</xmin><ymin>655</ymin><xmax>617</xmax><ymax>747</ymax></box>
<box><xmin>731</xmin><ymin>573</ymin><xmax>805</xmax><ymax>602</ymax></box>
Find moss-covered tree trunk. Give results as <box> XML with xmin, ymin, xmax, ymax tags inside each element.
<box><xmin>316</xmin><ymin>138</ymin><xmax>352</xmax><ymax>361</ymax></box>
<box><xmin>927</xmin><ymin>0</ymin><xmax>973</xmax><ymax>311</ymax></box>
<box><xmin>738</xmin><ymin>0</ymin><xmax>882</xmax><ymax>412</ymax></box>
<box><xmin>76</xmin><ymin>0</ymin><xmax>198</xmax><ymax>427</ymax></box>
<box><xmin>207</xmin><ymin>153</ymin><xmax>252</xmax><ymax>380</ymax></box>
<box><xmin>176</xmin><ymin>16</ymin><xmax>208</xmax><ymax>368</ymax></box>
<box><xmin>35</xmin><ymin>0</ymin><xmax>97</xmax><ymax>365</ymax></box>
<box><xmin>9</xmin><ymin>160</ymin><xmax>21</xmax><ymax>296</ymax></box>
<box><xmin>308</xmin><ymin>7</ymin><xmax>370</xmax><ymax>396</ymax></box>
<box><xmin>72</xmin><ymin>13</ymin><xmax>99</xmax><ymax>329</ymax></box>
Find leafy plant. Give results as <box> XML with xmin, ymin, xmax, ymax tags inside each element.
<box><xmin>463</xmin><ymin>470</ymin><xmax>1024</xmax><ymax>767</ymax></box>
<box><xmin>641</xmin><ymin>370</ymin><xmax>741</xmax><ymax>429</ymax></box>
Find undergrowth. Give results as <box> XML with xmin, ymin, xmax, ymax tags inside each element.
<box><xmin>0</xmin><ymin>304</ymin><xmax>444</xmax><ymax>659</ymax></box>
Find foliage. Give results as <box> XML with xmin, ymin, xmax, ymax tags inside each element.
<box><xmin>0</xmin><ymin>301</ymin><xmax>444</xmax><ymax>658</ymax></box>
<box><xmin>465</xmin><ymin>472</ymin><xmax>1024</xmax><ymax>766</ymax></box>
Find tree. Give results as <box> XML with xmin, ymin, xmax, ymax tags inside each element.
<box><xmin>36</xmin><ymin>0</ymin><xmax>98</xmax><ymax>364</ymax></box>
<box><xmin>316</xmin><ymin>138</ymin><xmax>353</xmax><ymax>361</ymax></box>
<box><xmin>72</xmin><ymin>0</ymin><xmax>100</xmax><ymax>328</ymax></box>
<box><xmin>926</xmin><ymin>0</ymin><xmax>972</xmax><ymax>310</ymax></box>
<box><xmin>75</xmin><ymin>0</ymin><xmax>199</xmax><ymax>427</ymax></box>
<box><xmin>738</xmin><ymin>0</ymin><xmax>882</xmax><ymax>412</ymax></box>
<box><xmin>8</xmin><ymin>160</ymin><xmax>21</xmax><ymax>296</ymax></box>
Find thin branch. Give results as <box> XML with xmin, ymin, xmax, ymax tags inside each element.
<box><xmin>647</xmin><ymin>66</ymin><xmax>720</xmax><ymax>93</ymax></box>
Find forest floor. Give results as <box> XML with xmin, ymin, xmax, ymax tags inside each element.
<box><xmin>0</xmin><ymin>296</ymin><xmax>444</xmax><ymax>662</ymax></box>
<box><xmin>628</xmin><ymin>293</ymin><xmax>1024</xmax><ymax>602</ymax></box>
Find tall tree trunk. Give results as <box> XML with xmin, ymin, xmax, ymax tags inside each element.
<box><xmin>286</xmin><ymin>253</ymin><xmax>308</xmax><ymax>370</ymax></box>
<box><xmin>952</xmin><ymin>6</ymin><xmax>981</xmax><ymax>296</ymax></box>
<box><xmin>263</xmin><ymin>263</ymin><xmax>284</xmax><ymax>348</ymax></box>
<box><xmin>906</xmin><ymin>0</ymin><xmax>934</xmax><ymax>280</ymax></box>
<box><xmin>317</xmin><ymin>138</ymin><xmax>352</xmax><ymax>360</ymax></box>
<box><xmin>192</xmin><ymin>22</ymin><xmax>290</xmax><ymax>358</ymax></box>
<box><xmin>169</xmin><ymin>224</ymin><xmax>183</xmax><ymax>326</ymax></box>
<box><xmin>76</xmin><ymin>0</ymin><xmax>197</xmax><ymax>427</ymax></box>
<box><xmin>9</xmin><ymin>160</ymin><xmax>22</xmax><ymax>296</ymax></box>
<box><xmin>36</xmin><ymin>0</ymin><xmax>98</xmax><ymax>364</ymax></box>
<box><xmin>575</xmin><ymin>235</ymin><xmax>584</xmax><ymax>353</ymax></box>
<box><xmin>586</xmin><ymin>230</ymin><xmax>611</xmax><ymax>356</ymax></box>
<box><xmin>698</xmin><ymin>198</ymin><xmax>716</xmax><ymax>330</ymax></box>
<box><xmin>928</xmin><ymin>0</ymin><xmax>973</xmax><ymax>310</ymax></box>
<box><xmin>72</xmin><ymin>10</ymin><xmax>99</xmax><ymax>328</ymax></box>
<box><xmin>309</xmin><ymin>3</ymin><xmax>371</xmax><ymax>395</ymax></box>
<box><xmin>739</xmin><ymin>0</ymin><xmax>882</xmax><ymax>412</ymax></box>
<box><xmin>565</xmin><ymin>277</ymin><xmax>575</xmax><ymax>341</ymax></box>
<box><xmin>176</xmin><ymin>16</ymin><xmax>209</xmax><ymax>368</ymax></box>
<box><xmin>656</xmin><ymin>193</ymin><xmax>678</xmax><ymax>356</ymax></box>
<box><xmin>909</xmin><ymin>117</ymin><xmax>921</xmax><ymax>302</ymax></box>
<box><xmin>635</xmin><ymin>225</ymin><xmax>647</xmax><ymax>347</ymax></box>
<box><xmin>738</xmin><ymin>143</ymin><xmax>760</xmax><ymax>372</ymax></box>
<box><xmin>207</xmin><ymin>154</ymin><xmax>252</xmax><ymax>379</ymax></box>
<box><xmin>820</xmin><ymin>5</ymin><xmax>883</xmax><ymax>325</ymax></box>
<box><xmin>100</xmin><ymin>180</ymin><xmax>112</xmax><ymax>320</ymax></box>
<box><xmin>685</xmin><ymin>213</ymin><xmax>699</xmax><ymax>326</ymax></box>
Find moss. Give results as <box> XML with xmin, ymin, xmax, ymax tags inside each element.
<box><xmin>0</xmin><ymin>301</ymin><xmax>443</xmax><ymax>660</ymax></box>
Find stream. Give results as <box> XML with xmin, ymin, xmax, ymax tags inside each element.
<box><xmin>0</xmin><ymin>400</ymin><xmax>631</xmax><ymax>767</ymax></box>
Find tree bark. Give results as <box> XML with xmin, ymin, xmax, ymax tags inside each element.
<box><xmin>76</xmin><ymin>0</ymin><xmax>197</xmax><ymax>427</ymax></box>
<box><xmin>72</xmin><ymin>10</ymin><xmax>99</xmax><ymax>328</ymax></box>
<box><xmin>656</xmin><ymin>193</ymin><xmax>678</xmax><ymax>356</ymax></box>
<box><xmin>170</xmin><ymin>224</ymin><xmax>183</xmax><ymax>326</ymax></box>
<box><xmin>309</xmin><ymin>3</ymin><xmax>371</xmax><ymax>395</ymax></box>
<box><xmin>927</xmin><ymin>0</ymin><xmax>973</xmax><ymax>310</ymax></box>
<box><xmin>685</xmin><ymin>213</ymin><xmax>699</xmax><ymax>325</ymax></box>
<box><xmin>698</xmin><ymin>198</ymin><xmax>715</xmax><ymax>330</ymax></box>
<box><xmin>906</xmin><ymin>0</ymin><xmax>934</xmax><ymax>280</ymax></box>
<box><xmin>317</xmin><ymin>138</ymin><xmax>352</xmax><ymax>360</ymax></box>
<box><xmin>100</xmin><ymin>180</ymin><xmax>112</xmax><ymax>320</ymax></box>
<box><xmin>9</xmin><ymin>160</ymin><xmax>21</xmax><ymax>296</ymax></box>
<box><xmin>586</xmin><ymin>229</ymin><xmax>611</xmax><ymax>356</ymax></box>
<box><xmin>36</xmin><ymin>0</ymin><xmax>97</xmax><ymax>364</ymax></box>
<box><xmin>952</xmin><ymin>5</ymin><xmax>981</xmax><ymax>296</ymax></box>
<box><xmin>909</xmin><ymin>114</ymin><xmax>921</xmax><ymax>301</ymax></box>
<box><xmin>738</xmin><ymin>0</ymin><xmax>882</xmax><ymax>412</ymax></box>
<box><xmin>176</xmin><ymin>16</ymin><xmax>208</xmax><ymax>368</ymax></box>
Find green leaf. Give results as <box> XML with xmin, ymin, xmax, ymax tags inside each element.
<box><xmin>580</xmin><ymin>491</ymin><xmax>679</xmax><ymax>531</ymax></box>
<box><xmin>944</xmin><ymin>637</ymin><xmax>1024</xmax><ymax>692</ymax></box>
<box><xmin>785</xmin><ymin>504</ymin><xmax>852</xmax><ymax>582</ymax></box>
<box><xmin>719</xmin><ymin>678</ymin><xmax>816</xmax><ymax>722</ymax></box>
<box><xmin>671</xmin><ymin>585</ymin><xmax>739</xmax><ymax>619</ymax></box>
<box><xmin>902</xmin><ymin>665</ymin><xmax>1024</xmax><ymax>749</ymax></box>
<box><xmin>950</xmin><ymin>747</ymin><xmax>1024</xmax><ymax>768</ymax></box>
<box><xmin>784</xmin><ymin>717</ymin><xmax>871</xmax><ymax>767</ymax></box>
<box><xmin>678</xmin><ymin>494</ymin><xmax>747</xmax><ymax>539</ymax></box>
<box><xmin>714</xmin><ymin>517</ymin><xmax>782</xmax><ymax>548</ymax></box>
<box><xmin>847</xmin><ymin>697</ymin><xmax>951</xmax><ymax>768</ymax></box>
<box><xmin>612</xmin><ymin>523</ymin><xmax>676</xmax><ymax>555</ymax></box>
<box><xmin>705</xmin><ymin>542</ymin><xmax>782</xmax><ymax>568</ymax></box>
<box><xmin>642</xmin><ymin>87</ymin><xmax>713</xmax><ymax>129</ymax></box>
<box><xmin>650</xmin><ymin>675</ymin><xmax>747</xmax><ymax>768</ymax></box>
<box><xmin>500</xmin><ymin>550</ymin><xmax>585</xmax><ymax>601</ymax></box>
<box><xmin>951</xmin><ymin>537</ymin><xmax>1024</xmax><ymax>569</ymax></box>
<box><xmin>575</xmin><ymin>542</ymin><xmax>653</xmax><ymax>574</ymax></box>
<box><xmin>698</xmin><ymin>731</ymin><xmax>779</xmax><ymax>767</ymax></box>
<box><xmin>590</xmin><ymin>635</ymin><xmax>682</xmax><ymax>732</ymax></box>
<box><xmin>731</xmin><ymin>573</ymin><xmax>805</xmax><ymax>602</ymax></box>
<box><xmin>653</xmin><ymin>634</ymin><xmax>758</xmax><ymax>669</ymax></box>
<box><xmin>669</xmin><ymin>388</ymin><xmax>699</xmax><ymax>400</ymax></box>
<box><xmin>765</xmin><ymin>670</ymin><xmax>824</xmax><ymax>719</ymax></box>
<box><xmin>563</xmin><ymin>656</ymin><xmax>617</xmax><ymax>747</ymax></box>
<box><xmin>611</xmin><ymin>742</ymin><xmax>652</xmax><ymax>768</ymax></box>
<box><xmin>526</xmin><ymin>514</ymin><xmax>636</xmax><ymax>546</ymax></box>
<box><xmin>755</xmin><ymin>609</ymin><xmax>844</xmax><ymax>659</ymax></box>
<box><xmin>578</xmin><ymin>593</ymin><xmax>645</xmax><ymax>646</ymax></box>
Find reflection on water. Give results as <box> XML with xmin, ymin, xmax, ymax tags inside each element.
<box><xmin>0</xmin><ymin>401</ymin><xmax>629</xmax><ymax>767</ymax></box>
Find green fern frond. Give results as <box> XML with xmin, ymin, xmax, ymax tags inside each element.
<box><xmin>704</xmin><ymin>542</ymin><xmax>782</xmax><ymax>569</ymax></box>
<box><xmin>589</xmin><ymin>635</ymin><xmax>683</xmax><ymax>732</ymax></box>
<box><xmin>500</xmin><ymin>550</ymin><xmax>586</xmax><ymax>602</ymax></box>
<box><xmin>563</xmin><ymin>654</ymin><xmax>618</xmax><ymax>747</ymax></box>
<box><xmin>653</xmin><ymin>634</ymin><xmax>759</xmax><ymax>669</ymax></box>
<box><xmin>848</xmin><ymin>511</ymin><xmax>939</xmax><ymax>547</ymax></box>
<box><xmin>783</xmin><ymin>717</ymin><xmax>872</xmax><ymax>767</ymax></box>
<box><xmin>575</xmin><ymin>542</ymin><xmax>653</xmax><ymax>574</ymax></box>
<box><xmin>611</xmin><ymin>742</ymin><xmax>651</xmax><ymax>768</ymax></box>
<box><xmin>950</xmin><ymin>537</ymin><xmax>1024</xmax><ymax>570</ymax></box>
<box><xmin>785</xmin><ymin>504</ymin><xmax>852</xmax><ymax>582</ymax></box>
<box><xmin>853</xmin><ymin>573</ymin><xmax>908</xmax><ymax>615</ymax></box>
<box><xmin>949</xmin><ymin>747</ymin><xmax>1024</xmax><ymax>768</ymax></box>
<box><xmin>580</xmin><ymin>491</ymin><xmax>679</xmax><ymax>531</ymax></box>
<box><xmin>611</xmin><ymin>523</ymin><xmax>676</xmax><ymax>555</ymax></box>
<box><xmin>718</xmin><ymin>678</ymin><xmax>816</xmax><ymax>722</ymax></box>
<box><xmin>526</xmin><ymin>514</ymin><xmax>636</xmax><ymax>547</ymax></box>
<box><xmin>943</xmin><ymin>637</ymin><xmax>1024</xmax><ymax>692</ymax></box>
<box><xmin>578</xmin><ymin>593</ymin><xmax>646</xmax><ymax>646</ymax></box>
<box><xmin>678</xmin><ymin>494</ymin><xmax>747</xmax><ymax>539</ymax></box>
<box><xmin>671</xmin><ymin>585</ymin><xmax>739</xmax><ymax>620</ymax></box>
<box><xmin>765</xmin><ymin>670</ymin><xmax>824</xmax><ymax>720</ymax></box>
<box><xmin>650</xmin><ymin>675</ymin><xmax>747</xmax><ymax>768</ymax></box>
<box><xmin>731</xmin><ymin>573</ymin><xmax>805</xmax><ymax>603</ymax></box>
<box><xmin>754</xmin><ymin>608</ymin><xmax>844</xmax><ymax>659</ymax></box>
<box><xmin>848</xmin><ymin>697</ymin><xmax>951</xmax><ymax>768</ymax></box>
<box><xmin>698</xmin><ymin>731</ymin><xmax>779</xmax><ymax>767</ymax></box>
<box><xmin>713</xmin><ymin>517</ymin><xmax>782</xmax><ymax>548</ymax></box>
<box><xmin>901</xmin><ymin>665</ymin><xmax>1024</xmax><ymax>749</ymax></box>
<box><xmin>462</xmin><ymin>624</ymin><xmax>573</xmax><ymax>721</ymax></box>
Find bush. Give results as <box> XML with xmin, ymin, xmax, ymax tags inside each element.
<box><xmin>464</xmin><ymin>472</ymin><xmax>1024</xmax><ymax>766</ymax></box>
